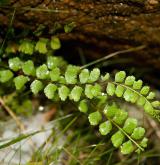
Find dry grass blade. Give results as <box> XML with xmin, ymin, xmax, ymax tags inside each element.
<box><xmin>0</xmin><ymin>97</ymin><xmax>25</xmax><ymax>131</ymax></box>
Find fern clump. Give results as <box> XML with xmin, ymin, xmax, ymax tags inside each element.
<box><xmin>1</xmin><ymin>37</ymin><xmax>160</xmax><ymax>155</ymax></box>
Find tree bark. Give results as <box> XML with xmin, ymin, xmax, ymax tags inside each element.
<box><xmin>0</xmin><ymin>0</ymin><xmax>160</xmax><ymax>74</ymax></box>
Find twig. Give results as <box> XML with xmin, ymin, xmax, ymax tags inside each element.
<box><xmin>80</xmin><ymin>45</ymin><xmax>146</xmax><ymax>69</ymax></box>
<box><xmin>0</xmin><ymin>97</ymin><xmax>25</xmax><ymax>131</ymax></box>
<box><xmin>0</xmin><ymin>97</ymin><xmax>37</xmax><ymax>150</ymax></box>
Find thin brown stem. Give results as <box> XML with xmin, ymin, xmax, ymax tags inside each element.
<box><xmin>0</xmin><ymin>97</ymin><xmax>25</xmax><ymax>131</ymax></box>
<box><xmin>80</xmin><ymin>45</ymin><xmax>146</xmax><ymax>69</ymax></box>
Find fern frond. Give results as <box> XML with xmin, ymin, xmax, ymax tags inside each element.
<box><xmin>4</xmin><ymin>37</ymin><xmax>61</xmax><ymax>57</ymax></box>
<box><xmin>4</xmin><ymin>57</ymin><xmax>160</xmax><ymax>121</ymax></box>
<box><xmin>1</xmin><ymin>39</ymin><xmax>160</xmax><ymax>155</ymax></box>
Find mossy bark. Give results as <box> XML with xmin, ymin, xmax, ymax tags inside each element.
<box><xmin>0</xmin><ymin>0</ymin><xmax>160</xmax><ymax>73</ymax></box>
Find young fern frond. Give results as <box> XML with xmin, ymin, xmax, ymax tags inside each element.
<box><xmin>4</xmin><ymin>37</ymin><xmax>61</xmax><ymax>56</ymax></box>
<box><xmin>0</xmin><ymin>38</ymin><xmax>160</xmax><ymax>155</ymax></box>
